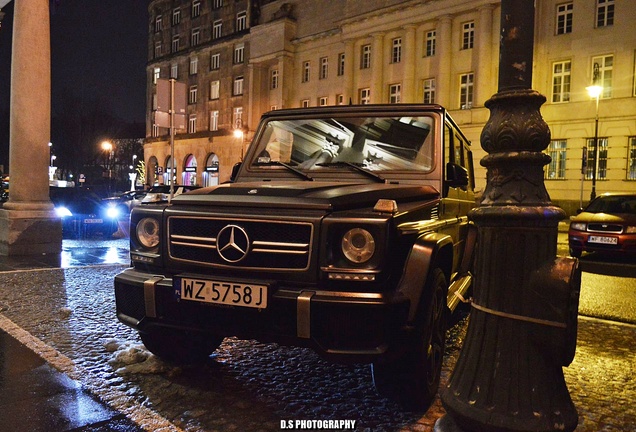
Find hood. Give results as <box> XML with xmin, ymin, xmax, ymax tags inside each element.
<box><xmin>173</xmin><ymin>181</ymin><xmax>440</xmax><ymax>211</ymax></box>
<box><xmin>575</xmin><ymin>211</ymin><xmax>636</xmax><ymax>225</ymax></box>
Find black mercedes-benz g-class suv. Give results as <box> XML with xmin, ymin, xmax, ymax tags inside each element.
<box><xmin>115</xmin><ymin>104</ymin><xmax>477</xmax><ymax>410</ymax></box>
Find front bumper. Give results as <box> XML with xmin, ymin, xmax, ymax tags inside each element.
<box><xmin>568</xmin><ymin>231</ymin><xmax>636</xmax><ymax>255</ymax></box>
<box><xmin>115</xmin><ymin>268</ymin><xmax>410</xmax><ymax>363</ymax></box>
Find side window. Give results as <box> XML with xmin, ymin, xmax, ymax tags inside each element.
<box><xmin>444</xmin><ymin>122</ymin><xmax>453</xmax><ymax>166</ymax></box>
<box><xmin>445</xmin><ymin>121</ymin><xmax>474</xmax><ymax>191</ymax></box>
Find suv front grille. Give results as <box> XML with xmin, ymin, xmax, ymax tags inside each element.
<box><xmin>168</xmin><ymin>216</ymin><xmax>313</xmax><ymax>271</ymax></box>
<box><xmin>588</xmin><ymin>223</ymin><xmax>623</xmax><ymax>233</ymax></box>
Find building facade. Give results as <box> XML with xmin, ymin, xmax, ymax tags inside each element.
<box><xmin>145</xmin><ymin>0</ymin><xmax>635</xmax><ymax>212</ymax></box>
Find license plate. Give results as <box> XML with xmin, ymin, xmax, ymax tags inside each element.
<box><xmin>84</xmin><ymin>218</ymin><xmax>103</xmax><ymax>224</ymax></box>
<box><xmin>177</xmin><ymin>277</ymin><xmax>267</xmax><ymax>309</ymax></box>
<box><xmin>589</xmin><ymin>235</ymin><xmax>618</xmax><ymax>245</ymax></box>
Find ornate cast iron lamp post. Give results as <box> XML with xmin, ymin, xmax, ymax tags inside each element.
<box><xmin>435</xmin><ymin>1</ymin><xmax>581</xmax><ymax>431</ymax></box>
<box><xmin>586</xmin><ymin>66</ymin><xmax>602</xmax><ymax>201</ymax></box>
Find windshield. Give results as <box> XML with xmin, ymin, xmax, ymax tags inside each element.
<box><xmin>586</xmin><ymin>195</ymin><xmax>636</xmax><ymax>214</ymax></box>
<box><xmin>250</xmin><ymin>114</ymin><xmax>436</xmax><ymax>173</ymax></box>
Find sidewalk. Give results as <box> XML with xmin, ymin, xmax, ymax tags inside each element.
<box><xmin>0</xmin><ymin>239</ymin><xmax>144</xmax><ymax>432</ymax></box>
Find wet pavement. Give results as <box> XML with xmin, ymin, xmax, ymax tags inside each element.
<box><xmin>0</xmin><ymin>237</ymin><xmax>634</xmax><ymax>431</ymax></box>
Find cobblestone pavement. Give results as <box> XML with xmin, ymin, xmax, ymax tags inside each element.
<box><xmin>0</xmin><ymin>265</ymin><xmax>634</xmax><ymax>431</ymax></box>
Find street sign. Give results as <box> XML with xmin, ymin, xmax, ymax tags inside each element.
<box><xmin>156</xmin><ymin>79</ymin><xmax>186</xmax><ymax>114</ymax></box>
<box><xmin>154</xmin><ymin>111</ymin><xmax>186</xmax><ymax>129</ymax></box>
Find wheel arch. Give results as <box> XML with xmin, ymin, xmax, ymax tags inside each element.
<box><xmin>395</xmin><ymin>232</ymin><xmax>454</xmax><ymax>324</ymax></box>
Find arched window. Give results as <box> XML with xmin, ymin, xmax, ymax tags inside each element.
<box><xmin>182</xmin><ymin>154</ymin><xmax>198</xmax><ymax>185</ymax></box>
<box><xmin>164</xmin><ymin>156</ymin><xmax>176</xmax><ymax>185</ymax></box>
<box><xmin>202</xmin><ymin>153</ymin><xmax>220</xmax><ymax>186</ymax></box>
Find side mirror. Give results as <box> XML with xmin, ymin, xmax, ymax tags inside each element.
<box><xmin>230</xmin><ymin>162</ymin><xmax>242</xmax><ymax>183</ymax></box>
<box><xmin>446</xmin><ymin>163</ymin><xmax>469</xmax><ymax>188</ymax></box>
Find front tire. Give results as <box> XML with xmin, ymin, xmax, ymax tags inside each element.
<box><xmin>372</xmin><ymin>268</ymin><xmax>448</xmax><ymax>411</ymax></box>
<box><xmin>140</xmin><ymin>328</ymin><xmax>224</xmax><ymax>365</ymax></box>
<box><xmin>569</xmin><ymin>247</ymin><xmax>582</xmax><ymax>258</ymax></box>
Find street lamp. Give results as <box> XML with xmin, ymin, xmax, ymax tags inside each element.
<box><xmin>129</xmin><ymin>154</ymin><xmax>138</xmax><ymax>191</ymax></box>
<box><xmin>101</xmin><ymin>141</ymin><xmax>114</xmax><ymax>195</ymax></box>
<box><xmin>586</xmin><ymin>65</ymin><xmax>602</xmax><ymax>201</ymax></box>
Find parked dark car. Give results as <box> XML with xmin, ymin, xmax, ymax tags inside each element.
<box><xmin>568</xmin><ymin>193</ymin><xmax>636</xmax><ymax>257</ymax></box>
<box><xmin>50</xmin><ymin>186</ymin><xmax>118</xmax><ymax>239</ymax></box>
<box><xmin>115</xmin><ymin>104</ymin><xmax>477</xmax><ymax>411</ymax></box>
<box><xmin>140</xmin><ymin>185</ymin><xmax>201</xmax><ymax>203</ymax></box>
<box><xmin>102</xmin><ymin>190</ymin><xmax>148</xmax><ymax>219</ymax></box>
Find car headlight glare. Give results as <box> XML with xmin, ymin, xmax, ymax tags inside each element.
<box><xmin>55</xmin><ymin>206</ymin><xmax>72</xmax><ymax>218</ymax></box>
<box><xmin>106</xmin><ymin>206</ymin><xmax>120</xmax><ymax>219</ymax></box>
<box><xmin>341</xmin><ymin>228</ymin><xmax>375</xmax><ymax>264</ymax></box>
<box><xmin>626</xmin><ymin>226</ymin><xmax>636</xmax><ymax>234</ymax></box>
<box><xmin>136</xmin><ymin>217</ymin><xmax>160</xmax><ymax>249</ymax></box>
<box><xmin>570</xmin><ymin>222</ymin><xmax>586</xmax><ymax>231</ymax></box>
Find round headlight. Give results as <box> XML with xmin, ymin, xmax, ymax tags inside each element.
<box><xmin>136</xmin><ymin>217</ymin><xmax>160</xmax><ymax>249</ymax></box>
<box><xmin>341</xmin><ymin>228</ymin><xmax>376</xmax><ymax>264</ymax></box>
<box><xmin>570</xmin><ymin>222</ymin><xmax>587</xmax><ymax>231</ymax></box>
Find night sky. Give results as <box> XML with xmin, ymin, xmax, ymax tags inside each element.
<box><xmin>0</xmin><ymin>0</ymin><xmax>148</xmax><ymax>170</ymax></box>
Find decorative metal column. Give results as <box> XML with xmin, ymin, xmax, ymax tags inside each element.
<box><xmin>435</xmin><ymin>1</ymin><xmax>581</xmax><ymax>431</ymax></box>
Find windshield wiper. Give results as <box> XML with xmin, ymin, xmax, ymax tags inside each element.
<box><xmin>256</xmin><ymin>160</ymin><xmax>314</xmax><ymax>181</ymax></box>
<box><xmin>316</xmin><ymin>161</ymin><xmax>386</xmax><ymax>183</ymax></box>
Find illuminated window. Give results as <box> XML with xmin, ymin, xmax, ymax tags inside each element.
<box><xmin>556</xmin><ymin>3</ymin><xmax>573</xmax><ymax>35</ymax></box>
<box><xmin>585</xmin><ymin>138</ymin><xmax>608</xmax><ymax>180</ymax></box>
<box><xmin>233</xmin><ymin>76</ymin><xmax>244</xmax><ymax>96</ymax></box>
<box><xmin>459</xmin><ymin>73</ymin><xmax>474</xmax><ymax>109</ymax></box>
<box><xmin>210</xmin><ymin>111</ymin><xmax>219</xmax><ymax>131</ymax></box>
<box><xmin>423</xmin><ymin>78</ymin><xmax>436</xmax><ymax>103</ymax></box>
<box><xmin>545</xmin><ymin>140</ymin><xmax>567</xmax><ymax>179</ymax></box>
<box><xmin>192</xmin><ymin>1</ymin><xmax>201</xmax><ymax>18</ymax></box>
<box><xmin>389</xmin><ymin>84</ymin><xmax>401</xmax><ymax>104</ymax></box>
<box><xmin>302</xmin><ymin>61</ymin><xmax>310</xmax><ymax>83</ymax></box>
<box><xmin>628</xmin><ymin>137</ymin><xmax>636</xmax><ymax>180</ymax></box>
<box><xmin>596</xmin><ymin>0</ymin><xmax>614</xmax><ymax>27</ymax></box>
<box><xmin>337</xmin><ymin>53</ymin><xmax>345</xmax><ymax>76</ymax></box>
<box><xmin>189</xmin><ymin>57</ymin><xmax>198</xmax><ymax>75</ymax></box>
<box><xmin>360</xmin><ymin>44</ymin><xmax>371</xmax><ymax>69</ymax></box>
<box><xmin>236</xmin><ymin>11</ymin><xmax>247</xmax><ymax>31</ymax></box>
<box><xmin>191</xmin><ymin>28</ymin><xmax>200</xmax><ymax>46</ymax></box>
<box><xmin>234</xmin><ymin>44</ymin><xmax>244</xmax><ymax>64</ymax></box>
<box><xmin>213</xmin><ymin>20</ymin><xmax>222</xmax><ymax>39</ymax></box>
<box><xmin>210</xmin><ymin>80</ymin><xmax>220</xmax><ymax>99</ymax></box>
<box><xmin>210</xmin><ymin>53</ymin><xmax>220</xmax><ymax>70</ymax></box>
<box><xmin>551</xmin><ymin>60</ymin><xmax>571</xmax><ymax>103</ymax></box>
<box><xmin>462</xmin><ymin>22</ymin><xmax>474</xmax><ymax>50</ymax></box>
<box><xmin>320</xmin><ymin>57</ymin><xmax>328</xmax><ymax>80</ymax></box>
<box><xmin>271</xmin><ymin>69</ymin><xmax>279</xmax><ymax>89</ymax></box>
<box><xmin>359</xmin><ymin>88</ymin><xmax>370</xmax><ymax>104</ymax></box>
<box><xmin>391</xmin><ymin>38</ymin><xmax>402</xmax><ymax>63</ymax></box>
<box><xmin>155</xmin><ymin>15</ymin><xmax>162</xmax><ymax>32</ymax></box>
<box><xmin>425</xmin><ymin>31</ymin><xmax>436</xmax><ymax>57</ymax></box>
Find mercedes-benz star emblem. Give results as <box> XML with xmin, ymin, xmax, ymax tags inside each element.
<box><xmin>216</xmin><ymin>225</ymin><xmax>250</xmax><ymax>263</ymax></box>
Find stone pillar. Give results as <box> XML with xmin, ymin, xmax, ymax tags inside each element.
<box><xmin>435</xmin><ymin>1</ymin><xmax>580</xmax><ymax>431</ymax></box>
<box><xmin>474</xmin><ymin>4</ymin><xmax>495</xmax><ymax>106</ymax></box>
<box><xmin>371</xmin><ymin>32</ymin><xmax>384</xmax><ymax>103</ymax></box>
<box><xmin>0</xmin><ymin>0</ymin><xmax>62</xmax><ymax>255</ymax></box>
<box><xmin>343</xmin><ymin>39</ymin><xmax>355</xmax><ymax>104</ymax></box>
<box><xmin>436</xmin><ymin>16</ymin><xmax>452</xmax><ymax>108</ymax></box>
<box><xmin>402</xmin><ymin>25</ymin><xmax>416</xmax><ymax>103</ymax></box>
